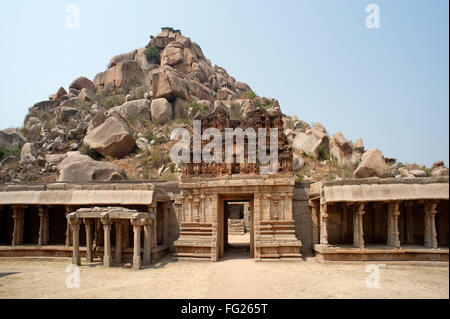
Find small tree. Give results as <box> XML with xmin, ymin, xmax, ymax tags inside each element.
<box><xmin>144</xmin><ymin>45</ymin><xmax>161</xmax><ymax>64</ymax></box>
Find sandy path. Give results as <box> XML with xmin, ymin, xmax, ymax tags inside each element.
<box><xmin>0</xmin><ymin>255</ymin><xmax>448</xmax><ymax>299</ymax></box>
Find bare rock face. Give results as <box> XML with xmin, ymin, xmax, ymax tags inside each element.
<box><xmin>87</xmin><ymin>112</ymin><xmax>107</xmax><ymax>133</ymax></box>
<box><xmin>292</xmin><ymin>129</ymin><xmax>329</xmax><ymax>160</ymax></box>
<box><xmin>78</xmin><ymin>88</ymin><xmax>96</xmax><ymax>102</ymax></box>
<box><xmin>151</xmin><ymin>98</ymin><xmax>173</xmax><ymax>124</ymax></box>
<box><xmin>354</xmin><ymin>149</ymin><xmax>390</xmax><ymax>178</ymax></box>
<box><xmin>292</xmin><ymin>153</ymin><xmax>305</xmax><ymax>171</ymax></box>
<box><xmin>94</xmin><ymin>60</ymin><xmax>143</xmax><ymax>93</ymax></box>
<box><xmin>56</xmin><ymin>87</ymin><xmax>67</xmax><ymax>99</ymax></box>
<box><xmin>354</xmin><ymin>138</ymin><xmax>364</xmax><ymax>152</ymax></box>
<box><xmin>58</xmin><ymin>154</ymin><xmax>127</xmax><ymax>182</ymax></box>
<box><xmin>0</xmin><ymin>128</ymin><xmax>27</xmax><ymax>149</ymax></box>
<box><xmin>106</xmin><ymin>99</ymin><xmax>151</xmax><ymax>121</ymax></box>
<box><xmin>109</xmin><ymin>49</ymin><xmax>138</xmax><ymax>68</ymax></box>
<box><xmin>70</xmin><ymin>76</ymin><xmax>96</xmax><ymax>93</ymax></box>
<box><xmin>161</xmin><ymin>41</ymin><xmax>185</xmax><ymax>66</ymax></box>
<box><xmin>83</xmin><ymin>117</ymin><xmax>136</xmax><ymax>158</ymax></box>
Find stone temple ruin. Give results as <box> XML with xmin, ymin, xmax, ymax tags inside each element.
<box><xmin>0</xmin><ymin>104</ymin><xmax>448</xmax><ymax>268</ymax></box>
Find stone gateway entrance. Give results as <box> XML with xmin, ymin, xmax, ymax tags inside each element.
<box><xmin>174</xmin><ymin>176</ymin><xmax>302</xmax><ymax>261</ymax></box>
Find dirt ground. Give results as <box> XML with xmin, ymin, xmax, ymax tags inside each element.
<box><xmin>0</xmin><ymin>252</ymin><xmax>448</xmax><ymax>299</ymax></box>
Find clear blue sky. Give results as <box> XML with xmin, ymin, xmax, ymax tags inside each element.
<box><xmin>0</xmin><ymin>0</ymin><xmax>448</xmax><ymax>166</ymax></box>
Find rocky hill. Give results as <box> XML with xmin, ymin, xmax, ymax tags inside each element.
<box><xmin>0</xmin><ymin>27</ymin><xmax>448</xmax><ymax>183</ymax></box>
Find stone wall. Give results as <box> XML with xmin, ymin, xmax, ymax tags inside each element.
<box><xmin>293</xmin><ymin>182</ymin><xmax>312</xmax><ymax>256</ymax></box>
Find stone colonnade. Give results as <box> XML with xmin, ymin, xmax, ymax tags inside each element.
<box><xmin>67</xmin><ymin>207</ymin><xmax>156</xmax><ymax>270</ymax></box>
<box><xmin>312</xmin><ymin>200</ymin><xmax>442</xmax><ymax>249</ymax></box>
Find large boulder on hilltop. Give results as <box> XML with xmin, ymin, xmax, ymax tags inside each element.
<box><xmin>152</xmin><ymin>69</ymin><xmax>172</xmax><ymax>99</ymax></box>
<box><xmin>57</xmin><ymin>152</ymin><xmax>93</xmax><ymax>171</ymax></box>
<box><xmin>354</xmin><ymin>138</ymin><xmax>364</xmax><ymax>152</ymax></box>
<box><xmin>87</xmin><ymin>111</ymin><xmax>107</xmax><ymax>133</ymax></box>
<box><xmin>78</xmin><ymin>88</ymin><xmax>96</xmax><ymax>102</ymax></box>
<box><xmin>25</xmin><ymin>117</ymin><xmax>42</xmax><ymax>134</ymax></box>
<box><xmin>106</xmin><ymin>99</ymin><xmax>151</xmax><ymax>121</ymax></box>
<box><xmin>83</xmin><ymin>117</ymin><xmax>136</xmax><ymax>158</ymax></box>
<box><xmin>56</xmin><ymin>87</ymin><xmax>67</xmax><ymax>99</ymax></box>
<box><xmin>152</xmin><ymin>68</ymin><xmax>190</xmax><ymax>100</ymax></box>
<box><xmin>161</xmin><ymin>41</ymin><xmax>185</xmax><ymax>66</ymax></box>
<box><xmin>69</xmin><ymin>76</ymin><xmax>96</xmax><ymax>92</ymax></box>
<box><xmin>109</xmin><ymin>49</ymin><xmax>138</xmax><ymax>68</ymax></box>
<box><xmin>292</xmin><ymin>129</ymin><xmax>329</xmax><ymax>160</ymax></box>
<box><xmin>151</xmin><ymin>98</ymin><xmax>173</xmax><ymax>124</ymax></box>
<box><xmin>0</xmin><ymin>128</ymin><xmax>27</xmax><ymax>149</ymax></box>
<box><xmin>59</xmin><ymin>159</ymin><xmax>127</xmax><ymax>182</ymax></box>
<box><xmin>353</xmin><ymin>149</ymin><xmax>390</xmax><ymax>178</ymax></box>
<box><xmin>187</xmin><ymin>80</ymin><xmax>215</xmax><ymax>101</ymax></box>
<box><xmin>332</xmin><ymin>131</ymin><xmax>352</xmax><ymax>154</ymax></box>
<box><xmin>94</xmin><ymin>60</ymin><xmax>143</xmax><ymax>93</ymax></box>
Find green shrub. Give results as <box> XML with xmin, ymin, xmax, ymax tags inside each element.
<box><xmin>0</xmin><ymin>146</ymin><xmax>21</xmax><ymax>162</ymax></box>
<box><xmin>187</xmin><ymin>101</ymin><xmax>208</xmax><ymax>112</ymax></box>
<box><xmin>317</xmin><ymin>144</ymin><xmax>329</xmax><ymax>161</ymax></box>
<box><xmin>144</xmin><ymin>45</ymin><xmax>161</xmax><ymax>64</ymax></box>
<box><xmin>241</xmin><ymin>90</ymin><xmax>257</xmax><ymax>100</ymax></box>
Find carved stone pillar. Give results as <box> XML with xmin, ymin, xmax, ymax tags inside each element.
<box><xmin>38</xmin><ymin>206</ymin><xmax>49</xmax><ymax>246</ymax></box>
<box><xmin>84</xmin><ymin>219</ymin><xmax>93</xmax><ymax>263</ymax></box>
<box><xmin>101</xmin><ymin>215</ymin><xmax>112</xmax><ymax>267</ymax></box>
<box><xmin>115</xmin><ymin>221</ymin><xmax>122</xmax><ymax>264</ymax></box>
<box><xmin>387</xmin><ymin>203</ymin><xmax>401</xmax><ymax>248</ymax></box>
<box><xmin>424</xmin><ymin>202</ymin><xmax>438</xmax><ymax>248</ymax></box>
<box><xmin>143</xmin><ymin>219</ymin><xmax>152</xmax><ymax>265</ymax></box>
<box><xmin>131</xmin><ymin>219</ymin><xmax>142</xmax><ymax>270</ymax></box>
<box><xmin>65</xmin><ymin>206</ymin><xmax>74</xmax><ymax>247</ymax></box>
<box><xmin>148</xmin><ymin>205</ymin><xmax>157</xmax><ymax>248</ymax></box>
<box><xmin>319</xmin><ymin>200</ymin><xmax>328</xmax><ymax>246</ymax></box>
<box><xmin>353</xmin><ymin>204</ymin><xmax>365</xmax><ymax>249</ymax></box>
<box><xmin>12</xmin><ymin>206</ymin><xmax>25</xmax><ymax>246</ymax></box>
<box><xmin>69</xmin><ymin>216</ymin><xmax>81</xmax><ymax>266</ymax></box>
<box><xmin>309</xmin><ymin>200</ymin><xmax>319</xmax><ymax>245</ymax></box>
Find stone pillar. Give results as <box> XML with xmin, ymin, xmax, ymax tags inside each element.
<box><xmin>143</xmin><ymin>219</ymin><xmax>152</xmax><ymax>265</ymax></box>
<box><xmin>309</xmin><ymin>200</ymin><xmax>319</xmax><ymax>245</ymax></box>
<box><xmin>148</xmin><ymin>205</ymin><xmax>157</xmax><ymax>248</ymax></box>
<box><xmin>84</xmin><ymin>219</ymin><xmax>93</xmax><ymax>263</ymax></box>
<box><xmin>424</xmin><ymin>202</ymin><xmax>438</xmax><ymax>249</ymax></box>
<box><xmin>38</xmin><ymin>206</ymin><xmax>49</xmax><ymax>246</ymax></box>
<box><xmin>387</xmin><ymin>203</ymin><xmax>401</xmax><ymax>248</ymax></box>
<box><xmin>12</xmin><ymin>206</ymin><xmax>25</xmax><ymax>246</ymax></box>
<box><xmin>65</xmin><ymin>206</ymin><xmax>74</xmax><ymax>246</ymax></box>
<box><xmin>69</xmin><ymin>216</ymin><xmax>81</xmax><ymax>266</ymax></box>
<box><xmin>163</xmin><ymin>203</ymin><xmax>169</xmax><ymax>245</ymax></box>
<box><xmin>353</xmin><ymin>204</ymin><xmax>365</xmax><ymax>249</ymax></box>
<box><xmin>131</xmin><ymin>219</ymin><xmax>142</xmax><ymax>270</ymax></box>
<box><xmin>101</xmin><ymin>215</ymin><xmax>112</xmax><ymax>267</ymax></box>
<box><xmin>115</xmin><ymin>221</ymin><xmax>122</xmax><ymax>264</ymax></box>
<box><xmin>319</xmin><ymin>200</ymin><xmax>328</xmax><ymax>246</ymax></box>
